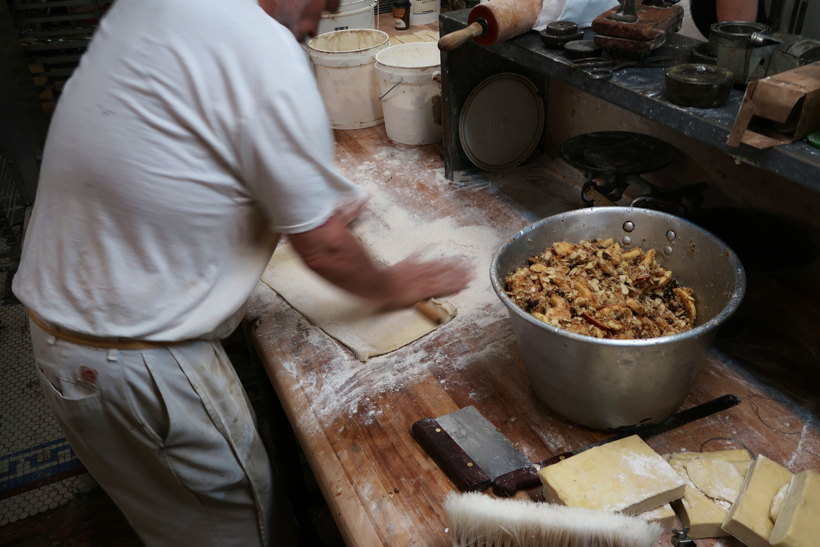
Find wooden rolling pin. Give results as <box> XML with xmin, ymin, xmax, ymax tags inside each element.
<box><xmin>414</xmin><ymin>301</ymin><xmax>450</xmax><ymax>324</ymax></box>
<box><xmin>438</xmin><ymin>0</ymin><xmax>543</xmax><ymax>51</ymax></box>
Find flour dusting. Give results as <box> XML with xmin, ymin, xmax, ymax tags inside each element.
<box><xmin>268</xmin><ymin>144</ymin><xmax>515</xmax><ymax>426</ymax></box>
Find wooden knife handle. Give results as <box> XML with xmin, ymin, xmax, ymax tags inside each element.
<box><xmin>492</xmin><ymin>466</ymin><xmax>540</xmax><ymax>497</ymax></box>
<box><xmin>438</xmin><ymin>20</ymin><xmax>486</xmax><ymax>51</ymax></box>
<box><xmin>412</xmin><ymin>417</ymin><xmax>491</xmax><ymax>492</ymax></box>
<box><xmin>492</xmin><ymin>451</ymin><xmax>573</xmax><ymax>496</ymax></box>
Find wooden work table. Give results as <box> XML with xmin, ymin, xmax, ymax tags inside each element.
<box><xmin>245</xmin><ymin>118</ymin><xmax>820</xmax><ymax>545</ymax></box>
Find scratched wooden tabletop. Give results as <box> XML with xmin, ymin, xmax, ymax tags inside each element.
<box><xmin>245</xmin><ymin>117</ymin><xmax>820</xmax><ymax>546</ymax></box>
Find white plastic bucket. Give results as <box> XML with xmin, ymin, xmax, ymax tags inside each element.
<box><xmin>375</xmin><ymin>42</ymin><xmax>442</xmax><ymax>145</ymax></box>
<box><xmin>339</xmin><ymin>0</ymin><xmax>363</xmax><ymax>8</ymax></box>
<box><xmin>308</xmin><ymin>29</ymin><xmax>389</xmax><ymax>130</ymax></box>
<box><xmin>318</xmin><ymin>0</ymin><xmax>376</xmax><ymax>35</ymax></box>
<box><xmin>409</xmin><ymin>0</ymin><xmax>439</xmax><ymax>26</ymax></box>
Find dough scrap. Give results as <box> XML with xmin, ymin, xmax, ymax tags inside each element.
<box><xmin>262</xmin><ymin>243</ymin><xmax>455</xmax><ymax>361</ymax></box>
<box><xmin>770</xmin><ymin>482</ymin><xmax>789</xmax><ymax>524</ymax></box>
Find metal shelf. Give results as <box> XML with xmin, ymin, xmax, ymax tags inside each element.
<box><xmin>440</xmin><ymin>10</ymin><xmax>820</xmax><ymax>192</ymax></box>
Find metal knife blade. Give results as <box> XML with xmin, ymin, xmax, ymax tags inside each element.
<box><xmin>491</xmin><ymin>394</ymin><xmax>742</xmax><ymax>496</ymax></box>
<box><xmin>411</xmin><ymin>405</ymin><xmax>530</xmax><ymax>492</ymax></box>
<box><xmin>435</xmin><ymin>406</ymin><xmax>532</xmax><ymax>481</ymax></box>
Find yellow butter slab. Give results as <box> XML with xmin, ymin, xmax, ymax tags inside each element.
<box><xmin>722</xmin><ymin>454</ymin><xmax>793</xmax><ymax>547</ymax></box>
<box><xmin>640</xmin><ymin>503</ymin><xmax>676</xmax><ymax>529</ymax></box>
<box><xmin>667</xmin><ymin>449</ymin><xmax>753</xmax><ymax>479</ymax></box>
<box><xmin>666</xmin><ymin>457</ymin><xmax>729</xmax><ymax>538</ymax></box>
<box><xmin>667</xmin><ymin>449</ymin><xmax>752</xmax><ymax>463</ymax></box>
<box><xmin>769</xmin><ymin>470</ymin><xmax>820</xmax><ymax>547</ymax></box>
<box><xmin>671</xmin><ymin>485</ymin><xmax>728</xmax><ymax>538</ymax></box>
<box><xmin>683</xmin><ymin>458</ymin><xmax>746</xmax><ymax>506</ymax></box>
<box><xmin>664</xmin><ymin>450</ymin><xmax>754</xmax><ymax>538</ymax></box>
<box><xmin>538</xmin><ymin>435</ymin><xmax>685</xmax><ymax>515</ymax></box>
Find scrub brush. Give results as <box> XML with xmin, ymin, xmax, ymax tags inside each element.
<box><xmin>444</xmin><ymin>492</ymin><xmax>663</xmax><ymax>547</ymax></box>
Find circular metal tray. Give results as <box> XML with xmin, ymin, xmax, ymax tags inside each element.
<box><xmin>560</xmin><ymin>131</ymin><xmax>677</xmax><ymax>175</ymax></box>
<box><xmin>459</xmin><ymin>73</ymin><xmax>544</xmax><ymax>171</ymax></box>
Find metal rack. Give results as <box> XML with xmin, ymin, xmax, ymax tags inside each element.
<box><xmin>0</xmin><ymin>151</ymin><xmax>27</xmax><ymax>304</ymax></box>
<box><xmin>10</xmin><ymin>0</ymin><xmax>113</xmax><ymax>114</ymax></box>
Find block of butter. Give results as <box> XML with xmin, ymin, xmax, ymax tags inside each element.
<box><xmin>722</xmin><ymin>454</ymin><xmax>793</xmax><ymax>547</ymax></box>
<box><xmin>639</xmin><ymin>503</ymin><xmax>677</xmax><ymax>529</ymax></box>
<box><xmin>671</xmin><ymin>483</ymin><xmax>729</xmax><ymax>538</ymax></box>
<box><xmin>665</xmin><ymin>450</ymin><xmax>752</xmax><ymax>538</ymax></box>
<box><xmin>769</xmin><ymin>470</ymin><xmax>820</xmax><ymax>547</ymax></box>
<box><xmin>668</xmin><ymin>448</ymin><xmax>753</xmax><ymax>477</ymax></box>
<box><xmin>538</xmin><ymin>435</ymin><xmax>685</xmax><ymax>515</ymax></box>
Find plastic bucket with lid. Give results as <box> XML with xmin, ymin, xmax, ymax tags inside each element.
<box><xmin>307</xmin><ymin>29</ymin><xmax>389</xmax><ymax>130</ymax></box>
<box><xmin>318</xmin><ymin>0</ymin><xmax>376</xmax><ymax>36</ymax></box>
<box><xmin>375</xmin><ymin>42</ymin><xmax>442</xmax><ymax>145</ymax></box>
<box><xmin>409</xmin><ymin>0</ymin><xmax>439</xmax><ymax>26</ymax></box>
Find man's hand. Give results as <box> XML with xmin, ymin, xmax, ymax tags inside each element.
<box><xmin>715</xmin><ymin>0</ymin><xmax>757</xmax><ymax>23</ymax></box>
<box><xmin>287</xmin><ymin>214</ymin><xmax>472</xmax><ymax>309</ymax></box>
<box><xmin>336</xmin><ymin>197</ymin><xmax>367</xmax><ymax>226</ymax></box>
<box><xmin>373</xmin><ymin>255</ymin><xmax>472</xmax><ymax>310</ymax></box>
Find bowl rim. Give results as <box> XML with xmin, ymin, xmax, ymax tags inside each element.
<box><xmin>489</xmin><ymin>206</ymin><xmax>747</xmax><ymax>347</ymax></box>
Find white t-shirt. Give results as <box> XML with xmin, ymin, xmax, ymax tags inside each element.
<box><xmin>13</xmin><ymin>0</ymin><xmax>367</xmax><ymax>341</ymax></box>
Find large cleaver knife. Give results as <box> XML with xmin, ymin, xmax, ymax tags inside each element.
<box><xmin>412</xmin><ymin>405</ymin><xmax>530</xmax><ymax>492</ymax></box>
<box><xmin>412</xmin><ymin>394</ymin><xmax>740</xmax><ymax>495</ymax></box>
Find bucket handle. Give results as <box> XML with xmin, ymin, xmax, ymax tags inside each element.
<box><xmin>379</xmin><ymin>79</ymin><xmax>403</xmax><ymax>102</ymax></box>
<box><xmin>379</xmin><ymin>70</ymin><xmax>442</xmax><ymax>101</ymax></box>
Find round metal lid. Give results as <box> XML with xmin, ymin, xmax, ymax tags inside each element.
<box><xmin>459</xmin><ymin>73</ymin><xmax>544</xmax><ymax>171</ymax></box>
<box><xmin>560</xmin><ymin>131</ymin><xmax>677</xmax><ymax>175</ymax></box>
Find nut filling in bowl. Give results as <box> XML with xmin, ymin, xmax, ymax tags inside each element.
<box><xmin>491</xmin><ymin>207</ymin><xmax>745</xmax><ymax>430</ymax></box>
<box><xmin>505</xmin><ymin>239</ymin><xmax>697</xmax><ymax>340</ymax></box>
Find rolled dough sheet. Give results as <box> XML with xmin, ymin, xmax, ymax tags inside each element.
<box><xmin>261</xmin><ymin>243</ymin><xmax>455</xmax><ymax>361</ymax></box>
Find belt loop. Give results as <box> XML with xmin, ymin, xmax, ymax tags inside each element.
<box><xmin>107</xmin><ymin>348</ymin><xmax>120</xmax><ymax>362</ymax></box>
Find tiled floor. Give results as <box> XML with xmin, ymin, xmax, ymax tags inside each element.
<box><xmin>0</xmin><ymin>295</ymin><xmax>345</xmax><ymax>545</ymax></box>
<box><xmin>0</xmin><ymin>301</ymin><xmax>97</xmax><ymax>527</ymax></box>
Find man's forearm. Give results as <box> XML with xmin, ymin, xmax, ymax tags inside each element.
<box><xmin>288</xmin><ymin>214</ymin><xmax>394</xmax><ymax>301</ymax></box>
<box><xmin>287</xmin><ymin>213</ymin><xmax>472</xmax><ymax>309</ymax></box>
<box><xmin>716</xmin><ymin>0</ymin><xmax>757</xmax><ymax>22</ymax></box>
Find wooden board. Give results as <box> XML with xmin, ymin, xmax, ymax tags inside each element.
<box><xmin>246</xmin><ymin>123</ymin><xmax>820</xmax><ymax>546</ymax></box>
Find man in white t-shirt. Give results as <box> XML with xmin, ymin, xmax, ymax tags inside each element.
<box><xmin>12</xmin><ymin>0</ymin><xmax>470</xmax><ymax>544</ymax></box>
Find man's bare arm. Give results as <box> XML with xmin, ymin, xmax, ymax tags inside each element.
<box><xmin>287</xmin><ymin>214</ymin><xmax>471</xmax><ymax>309</ymax></box>
<box><xmin>716</xmin><ymin>0</ymin><xmax>757</xmax><ymax>23</ymax></box>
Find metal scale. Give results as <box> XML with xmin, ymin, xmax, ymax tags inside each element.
<box><xmin>560</xmin><ymin>131</ymin><xmax>706</xmax><ymax>215</ymax></box>
<box><xmin>591</xmin><ymin>0</ymin><xmax>684</xmax><ymax>58</ymax></box>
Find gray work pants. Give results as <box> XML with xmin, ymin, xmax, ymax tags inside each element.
<box><xmin>29</xmin><ymin>321</ymin><xmax>272</xmax><ymax>546</ymax></box>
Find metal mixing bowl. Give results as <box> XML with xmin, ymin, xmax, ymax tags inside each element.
<box><xmin>490</xmin><ymin>207</ymin><xmax>745</xmax><ymax>430</ymax></box>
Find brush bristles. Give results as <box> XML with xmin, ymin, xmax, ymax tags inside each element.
<box><xmin>444</xmin><ymin>492</ymin><xmax>663</xmax><ymax>547</ymax></box>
